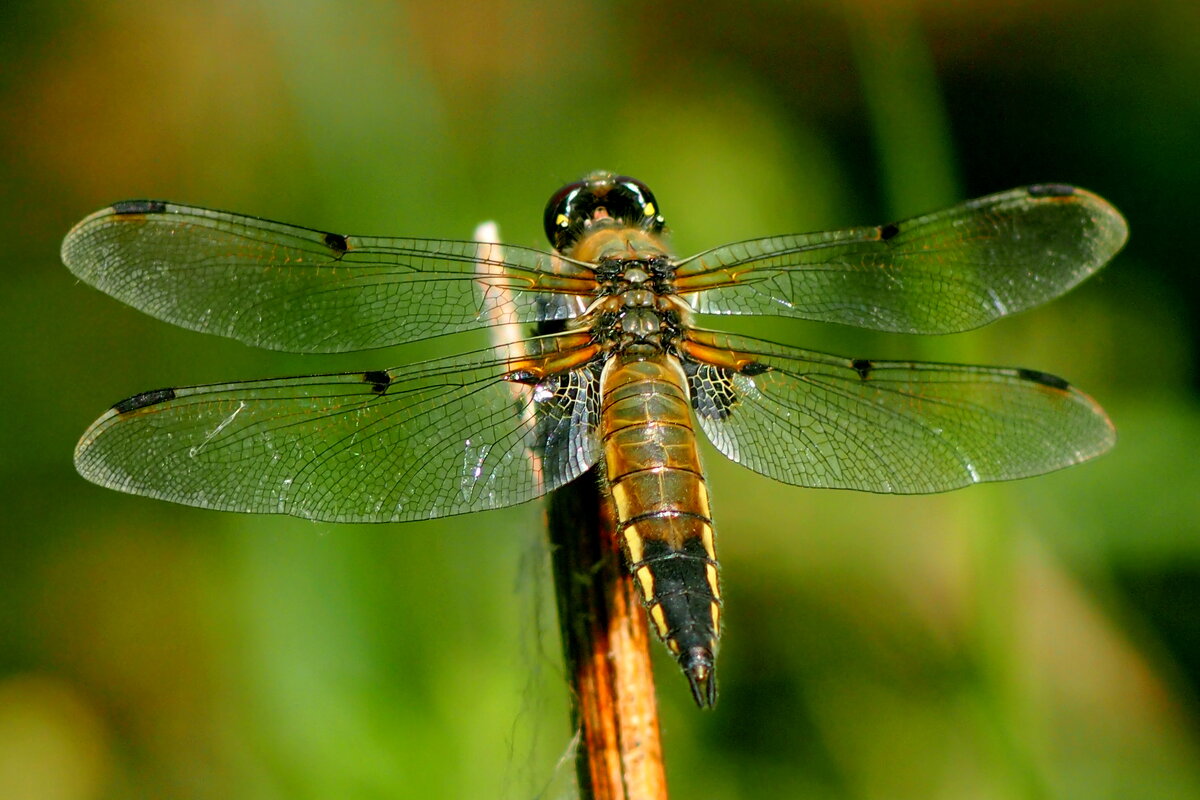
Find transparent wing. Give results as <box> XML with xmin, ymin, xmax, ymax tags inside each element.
<box><xmin>674</xmin><ymin>185</ymin><xmax>1127</xmax><ymax>334</ymax></box>
<box><xmin>74</xmin><ymin>336</ymin><xmax>603</xmax><ymax>522</ymax></box>
<box><xmin>684</xmin><ymin>331</ymin><xmax>1114</xmax><ymax>493</ymax></box>
<box><xmin>62</xmin><ymin>201</ymin><xmax>595</xmax><ymax>353</ymax></box>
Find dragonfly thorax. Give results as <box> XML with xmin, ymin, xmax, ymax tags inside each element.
<box><xmin>617</xmin><ymin>307</ymin><xmax>663</xmax><ymax>343</ymax></box>
<box><xmin>584</xmin><ymin>272</ymin><xmax>690</xmax><ymax>355</ymax></box>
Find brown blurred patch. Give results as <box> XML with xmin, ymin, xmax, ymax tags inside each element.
<box><xmin>0</xmin><ymin>674</ymin><xmax>111</xmax><ymax>800</ymax></box>
<box><xmin>8</xmin><ymin>3</ymin><xmax>295</xmax><ymax>206</ymax></box>
<box><xmin>31</xmin><ymin>517</ymin><xmax>236</xmax><ymax>790</ymax></box>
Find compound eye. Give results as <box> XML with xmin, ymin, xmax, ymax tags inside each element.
<box><xmin>543</xmin><ymin>172</ymin><xmax>666</xmax><ymax>252</ymax></box>
<box><xmin>543</xmin><ymin>180</ymin><xmax>586</xmax><ymax>251</ymax></box>
<box><xmin>609</xmin><ymin>175</ymin><xmax>664</xmax><ymax>233</ymax></box>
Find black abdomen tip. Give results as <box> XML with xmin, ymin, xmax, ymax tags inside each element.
<box><xmin>683</xmin><ymin>646</ymin><xmax>717</xmax><ymax>708</ymax></box>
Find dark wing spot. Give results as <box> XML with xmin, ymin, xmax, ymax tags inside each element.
<box><xmin>363</xmin><ymin>370</ymin><xmax>392</xmax><ymax>394</ymax></box>
<box><xmin>113</xmin><ymin>387</ymin><xmax>176</xmax><ymax>414</ymax></box>
<box><xmin>112</xmin><ymin>200</ymin><xmax>167</xmax><ymax>215</ymax></box>
<box><xmin>878</xmin><ymin>222</ymin><xmax>900</xmax><ymax>241</ymax></box>
<box><xmin>1017</xmin><ymin>368</ymin><xmax>1070</xmax><ymax>390</ymax></box>
<box><xmin>687</xmin><ymin>364</ymin><xmax>740</xmax><ymax>420</ymax></box>
<box><xmin>740</xmin><ymin>362</ymin><xmax>769</xmax><ymax>376</ymax></box>
<box><xmin>323</xmin><ymin>231</ymin><xmax>349</xmax><ymax>254</ymax></box>
<box><xmin>851</xmin><ymin>359</ymin><xmax>874</xmax><ymax>380</ymax></box>
<box><xmin>1027</xmin><ymin>184</ymin><xmax>1076</xmax><ymax>198</ymax></box>
<box><xmin>504</xmin><ymin>370</ymin><xmax>542</xmax><ymax>385</ymax></box>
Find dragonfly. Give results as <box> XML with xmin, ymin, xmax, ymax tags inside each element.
<box><xmin>63</xmin><ymin>172</ymin><xmax>1126</xmax><ymax>707</ymax></box>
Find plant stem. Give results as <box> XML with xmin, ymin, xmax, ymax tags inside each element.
<box><xmin>546</xmin><ymin>468</ymin><xmax>669</xmax><ymax>800</ymax></box>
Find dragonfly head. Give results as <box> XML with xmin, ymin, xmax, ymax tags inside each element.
<box><xmin>544</xmin><ymin>171</ymin><xmax>666</xmax><ymax>253</ymax></box>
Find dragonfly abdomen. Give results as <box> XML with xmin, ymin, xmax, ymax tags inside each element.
<box><xmin>599</xmin><ymin>353</ymin><xmax>721</xmax><ymax>707</ymax></box>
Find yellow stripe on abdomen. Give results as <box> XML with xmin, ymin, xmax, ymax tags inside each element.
<box><xmin>600</xmin><ymin>353</ymin><xmax>721</xmax><ymax>706</ymax></box>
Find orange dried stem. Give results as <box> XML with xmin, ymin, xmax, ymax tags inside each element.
<box><xmin>546</xmin><ymin>467</ymin><xmax>669</xmax><ymax>800</ymax></box>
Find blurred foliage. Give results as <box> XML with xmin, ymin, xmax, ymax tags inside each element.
<box><xmin>2</xmin><ymin>0</ymin><xmax>1198</xmax><ymax>798</ymax></box>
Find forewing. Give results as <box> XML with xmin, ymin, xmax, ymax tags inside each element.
<box><xmin>75</xmin><ymin>337</ymin><xmax>603</xmax><ymax>521</ymax></box>
<box><xmin>674</xmin><ymin>185</ymin><xmax>1127</xmax><ymax>334</ymax></box>
<box><xmin>62</xmin><ymin>201</ymin><xmax>594</xmax><ymax>352</ymax></box>
<box><xmin>684</xmin><ymin>331</ymin><xmax>1114</xmax><ymax>494</ymax></box>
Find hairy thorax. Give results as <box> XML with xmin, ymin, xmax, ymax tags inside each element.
<box><xmin>567</xmin><ymin>226</ymin><xmax>692</xmax><ymax>356</ymax></box>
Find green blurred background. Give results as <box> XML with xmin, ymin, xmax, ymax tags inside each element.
<box><xmin>2</xmin><ymin>0</ymin><xmax>1198</xmax><ymax>797</ymax></box>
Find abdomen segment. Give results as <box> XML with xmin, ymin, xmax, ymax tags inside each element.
<box><xmin>600</xmin><ymin>354</ymin><xmax>721</xmax><ymax>707</ymax></box>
